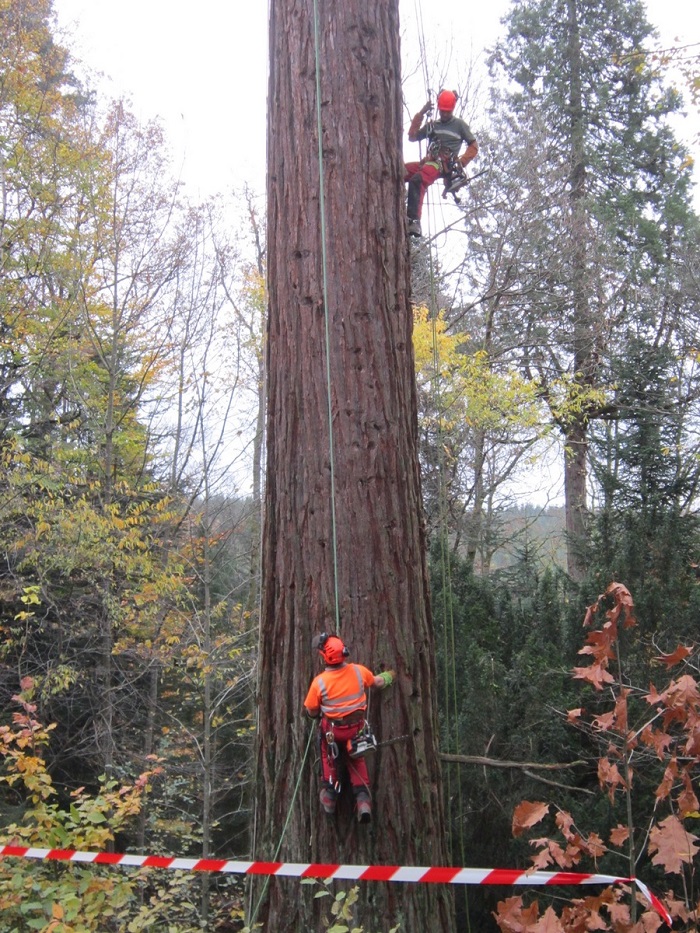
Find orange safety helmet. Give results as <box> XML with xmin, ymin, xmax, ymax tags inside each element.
<box><xmin>437</xmin><ymin>89</ymin><xmax>458</xmax><ymax>112</ymax></box>
<box><xmin>312</xmin><ymin>632</ymin><xmax>349</xmax><ymax>666</ymax></box>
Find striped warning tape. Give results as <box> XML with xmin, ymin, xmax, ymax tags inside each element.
<box><xmin>0</xmin><ymin>845</ymin><xmax>671</xmax><ymax>925</ymax></box>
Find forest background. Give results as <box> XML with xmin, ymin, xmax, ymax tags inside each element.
<box><xmin>2</xmin><ymin>0</ymin><xmax>700</xmax><ymax>931</ymax></box>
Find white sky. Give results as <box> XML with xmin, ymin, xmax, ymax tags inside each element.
<box><xmin>47</xmin><ymin>1</ymin><xmax>700</xmax><ymax>509</ymax></box>
<box><xmin>52</xmin><ymin>1</ymin><xmax>700</xmax><ymax>200</ymax></box>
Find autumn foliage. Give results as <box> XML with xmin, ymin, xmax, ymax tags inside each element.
<box><xmin>495</xmin><ymin>582</ymin><xmax>700</xmax><ymax>932</ymax></box>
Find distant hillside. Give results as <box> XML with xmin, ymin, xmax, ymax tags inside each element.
<box><xmin>489</xmin><ymin>504</ymin><xmax>567</xmax><ymax>572</ymax></box>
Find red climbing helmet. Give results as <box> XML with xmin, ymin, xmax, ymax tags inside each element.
<box><xmin>312</xmin><ymin>632</ymin><xmax>349</xmax><ymax>666</ymax></box>
<box><xmin>437</xmin><ymin>89</ymin><xmax>458</xmax><ymax>112</ymax></box>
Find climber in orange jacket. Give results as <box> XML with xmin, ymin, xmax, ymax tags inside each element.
<box><xmin>304</xmin><ymin>633</ymin><xmax>395</xmax><ymax>823</ymax></box>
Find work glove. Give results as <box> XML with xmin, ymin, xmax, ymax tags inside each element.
<box><xmin>459</xmin><ymin>141</ymin><xmax>479</xmax><ymax>167</ymax></box>
<box><xmin>377</xmin><ymin>670</ymin><xmax>396</xmax><ymax>688</ymax></box>
<box><xmin>420</xmin><ymin>101</ymin><xmax>433</xmax><ymax>117</ymax></box>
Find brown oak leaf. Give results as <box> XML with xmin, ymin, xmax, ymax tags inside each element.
<box><xmin>655</xmin><ymin>674</ymin><xmax>700</xmax><ymax>710</ymax></box>
<box><xmin>639</xmin><ymin>723</ymin><xmax>674</xmax><ymax>759</ymax></box>
<box><xmin>648</xmin><ymin>814</ymin><xmax>700</xmax><ymax>874</ymax></box>
<box><xmin>606</xmin><ymin>581</ymin><xmax>636</xmax><ymax>628</ymax></box>
<box><xmin>654</xmin><ymin>758</ymin><xmax>678</xmax><ymax>801</ymax></box>
<box><xmin>598</xmin><ymin>757</ymin><xmax>627</xmax><ymax>801</ymax></box>
<box><xmin>533</xmin><ymin>906</ymin><xmax>565</xmax><ymax>932</ymax></box>
<box><xmin>513</xmin><ymin>800</ymin><xmax>550</xmax><ymax>837</ymax></box>
<box><xmin>494</xmin><ymin>896</ymin><xmax>540</xmax><ymax>932</ymax></box>
<box><xmin>677</xmin><ymin>769</ymin><xmax>700</xmax><ymax>816</ymax></box>
<box><xmin>609</xmin><ymin>824</ymin><xmax>630</xmax><ymax>847</ymax></box>
<box><xmin>653</xmin><ymin>644</ymin><xmax>693</xmax><ymax>668</ymax></box>
<box><xmin>572</xmin><ymin>663</ymin><xmax>615</xmax><ymax>691</ymax></box>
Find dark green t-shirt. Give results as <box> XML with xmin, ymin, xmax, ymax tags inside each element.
<box><xmin>416</xmin><ymin>115</ymin><xmax>476</xmax><ymax>157</ymax></box>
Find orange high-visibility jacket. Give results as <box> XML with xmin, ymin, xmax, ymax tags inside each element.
<box><xmin>304</xmin><ymin>663</ymin><xmax>375</xmax><ymax>720</ymax></box>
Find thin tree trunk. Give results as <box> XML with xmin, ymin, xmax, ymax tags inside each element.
<box><xmin>254</xmin><ymin>1</ymin><xmax>455</xmax><ymax>930</ymax></box>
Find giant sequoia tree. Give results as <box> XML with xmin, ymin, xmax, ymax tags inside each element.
<box><xmin>254</xmin><ymin>1</ymin><xmax>454</xmax><ymax>930</ymax></box>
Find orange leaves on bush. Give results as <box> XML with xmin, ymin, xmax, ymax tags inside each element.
<box><xmin>494</xmin><ymin>895</ymin><xmax>541</xmax><ymax>931</ymax></box>
<box><xmin>592</xmin><ymin>690</ymin><xmax>630</xmax><ymax>736</ymax></box>
<box><xmin>609</xmin><ymin>824</ymin><xmax>630</xmax><ymax>847</ymax></box>
<box><xmin>678</xmin><ymin>770</ymin><xmax>700</xmax><ymax>816</ymax></box>
<box><xmin>654</xmin><ymin>758</ymin><xmax>678</xmax><ymax>801</ymax></box>
<box><xmin>572</xmin><ymin>663</ymin><xmax>615</xmax><ymax>691</ymax></box>
<box><xmin>639</xmin><ymin>722</ymin><xmax>674</xmax><ymax>759</ymax></box>
<box><xmin>653</xmin><ymin>644</ymin><xmax>693</xmax><ymax>669</ymax></box>
<box><xmin>648</xmin><ymin>674</ymin><xmax>700</xmax><ymax>711</ymax></box>
<box><xmin>513</xmin><ymin>800</ymin><xmax>550</xmax><ymax>837</ymax></box>
<box><xmin>660</xmin><ymin>890</ymin><xmax>699</xmax><ymax>927</ymax></box>
<box><xmin>597</xmin><ymin>756</ymin><xmax>628</xmax><ymax>801</ymax></box>
<box><xmin>533</xmin><ymin>906</ymin><xmax>565</xmax><ymax>931</ymax></box>
<box><xmin>575</xmin><ymin>583</ymin><xmax>636</xmax><ymax>691</ymax></box>
<box><xmin>495</xmin><ymin>888</ymin><xmax>649</xmax><ymax>933</ymax></box>
<box><xmin>648</xmin><ymin>815</ymin><xmax>699</xmax><ymax>874</ymax></box>
<box><xmin>511</xmin><ymin>582</ymin><xmax>700</xmax><ymax>930</ymax></box>
<box><xmin>521</xmin><ymin>806</ymin><xmax>608</xmax><ymax>871</ymax></box>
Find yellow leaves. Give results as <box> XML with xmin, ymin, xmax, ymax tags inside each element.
<box><xmin>20</xmin><ymin>585</ymin><xmax>41</xmax><ymax>606</ymax></box>
<box><xmin>548</xmin><ymin>372</ymin><xmax>610</xmax><ymax>428</ymax></box>
<box><xmin>13</xmin><ymin>611</ymin><xmax>34</xmax><ymax>621</ymax></box>
<box><xmin>412</xmin><ymin>306</ymin><xmax>463</xmax><ymax>373</ymax></box>
<box><xmin>413</xmin><ymin>306</ymin><xmax>544</xmax><ymax>435</ymax></box>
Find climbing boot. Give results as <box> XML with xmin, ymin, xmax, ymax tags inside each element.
<box><xmin>407</xmin><ymin>218</ymin><xmax>422</xmax><ymax>238</ymax></box>
<box><xmin>320</xmin><ymin>786</ymin><xmax>337</xmax><ymax>816</ymax></box>
<box><xmin>354</xmin><ymin>791</ymin><xmax>372</xmax><ymax>824</ymax></box>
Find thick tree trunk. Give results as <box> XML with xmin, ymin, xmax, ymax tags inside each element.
<box><xmin>254</xmin><ymin>1</ymin><xmax>455</xmax><ymax>930</ymax></box>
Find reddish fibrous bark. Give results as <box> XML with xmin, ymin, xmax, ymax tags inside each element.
<box><xmin>254</xmin><ymin>1</ymin><xmax>455</xmax><ymax>930</ymax></box>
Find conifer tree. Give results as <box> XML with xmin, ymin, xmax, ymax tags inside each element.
<box><xmin>482</xmin><ymin>0</ymin><xmax>699</xmax><ymax>579</ymax></box>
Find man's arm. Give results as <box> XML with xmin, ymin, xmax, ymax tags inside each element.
<box><xmin>459</xmin><ymin>139</ymin><xmax>479</xmax><ymax>167</ymax></box>
<box><xmin>372</xmin><ymin>670</ymin><xmax>396</xmax><ymax>689</ymax></box>
<box><xmin>303</xmin><ymin>680</ymin><xmax>321</xmax><ymax>717</ymax></box>
<box><xmin>408</xmin><ymin>101</ymin><xmax>432</xmax><ymax>142</ymax></box>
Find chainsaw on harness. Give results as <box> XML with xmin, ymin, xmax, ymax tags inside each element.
<box><xmin>346</xmin><ymin>720</ymin><xmax>378</xmax><ymax>759</ymax></box>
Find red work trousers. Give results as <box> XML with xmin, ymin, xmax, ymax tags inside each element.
<box><xmin>404</xmin><ymin>160</ymin><xmax>441</xmax><ymax>220</ymax></box>
<box><xmin>320</xmin><ymin>716</ymin><xmax>370</xmax><ymax>793</ymax></box>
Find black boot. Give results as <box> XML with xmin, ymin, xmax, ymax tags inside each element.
<box><xmin>407</xmin><ymin>218</ymin><xmax>422</xmax><ymax>237</ymax></box>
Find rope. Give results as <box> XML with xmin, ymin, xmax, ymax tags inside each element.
<box><xmin>247</xmin><ymin>726</ymin><xmax>316</xmax><ymax>928</ymax></box>
<box><xmin>411</xmin><ymin>4</ymin><xmax>470</xmax><ymax>917</ymax></box>
<box><xmin>413</xmin><ymin>0</ymin><xmax>431</xmax><ymax>105</ymax></box>
<box><xmin>313</xmin><ymin>0</ymin><xmax>341</xmax><ymax>635</ymax></box>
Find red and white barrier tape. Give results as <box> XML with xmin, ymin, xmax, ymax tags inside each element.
<box><xmin>0</xmin><ymin>845</ymin><xmax>671</xmax><ymax>925</ymax></box>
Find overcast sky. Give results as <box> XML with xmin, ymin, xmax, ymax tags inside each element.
<box><xmin>52</xmin><ymin>1</ymin><xmax>700</xmax><ymax>199</ymax></box>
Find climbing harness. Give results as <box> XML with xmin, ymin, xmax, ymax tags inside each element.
<box><xmin>424</xmin><ymin>134</ymin><xmax>472</xmax><ymax>204</ymax></box>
